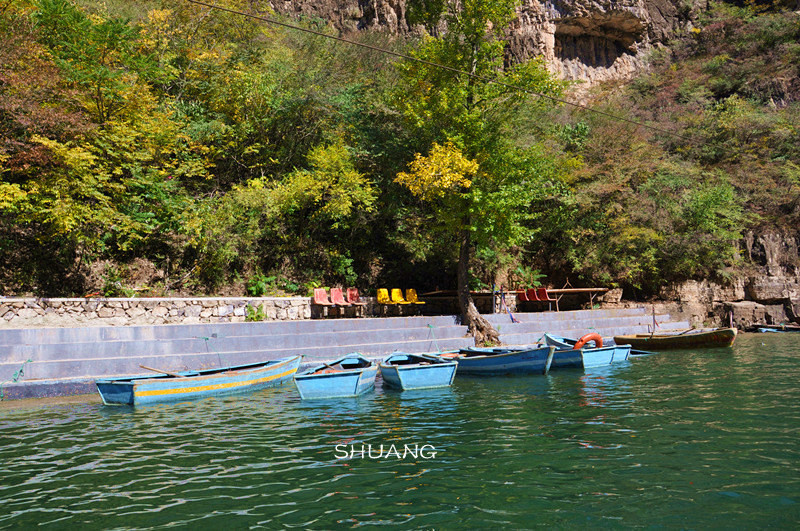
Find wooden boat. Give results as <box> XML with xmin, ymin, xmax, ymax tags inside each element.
<box><xmin>294</xmin><ymin>354</ymin><xmax>378</xmax><ymax>399</ymax></box>
<box><xmin>379</xmin><ymin>352</ymin><xmax>457</xmax><ymax>391</ymax></box>
<box><xmin>613</xmin><ymin>327</ymin><xmax>738</xmax><ymax>350</ymax></box>
<box><xmin>543</xmin><ymin>333</ymin><xmax>631</xmax><ymax>368</ymax></box>
<box><xmin>437</xmin><ymin>345</ymin><xmax>555</xmax><ymax>376</ymax></box>
<box><xmin>96</xmin><ymin>355</ymin><xmax>302</xmax><ymax>406</ymax></box>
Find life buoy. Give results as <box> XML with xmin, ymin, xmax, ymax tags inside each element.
<box><xmin>573</xmin><ymin>333</ymin><xmax>603</xmax><ymax>350</ymax></box>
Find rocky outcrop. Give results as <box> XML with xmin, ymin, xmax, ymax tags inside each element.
<box><xmin>508</xmin><ymin>0</ymin><xmax>688</xmax><ymax>86</ymax></box>
<box><xmin>647</xmin><ymin>230</ymin><xmax>800</xmax><ymax>328</ymax></box>
<box><xmin>269</xmin><ymin>0</ymin><xmax>412</xmax><ymax>33</ymax></box>
<box><xmin>269</xmin><ymin>0</ymin><xmax>695</xmax><ymax>87</ymax></box>
<box><xmin>744</xmin><ymin>230</ymin><xmax>800</xmax><ymax>279</ymax></box>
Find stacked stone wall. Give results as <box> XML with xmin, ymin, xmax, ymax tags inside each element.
<box><xmin>0</xmin><ymin>297</ymin><xmax>314</xmax><ymax>328</ymax></box>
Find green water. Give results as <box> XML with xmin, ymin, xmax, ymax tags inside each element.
<box><xmin>1</xmin><ymin>333</ymin><xmax>799</xmax><ymax>528</ymax></box>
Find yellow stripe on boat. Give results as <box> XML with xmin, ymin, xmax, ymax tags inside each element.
<box><xmin>135</xmin><ymin>367</ymin><xmax>297</xmax><ymax>397</ymax></box>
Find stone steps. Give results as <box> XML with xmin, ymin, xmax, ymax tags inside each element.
<box><xmin>0</xmin><ymin>315</ymin><xmax>468</xmax><ymax>345</ymax></box>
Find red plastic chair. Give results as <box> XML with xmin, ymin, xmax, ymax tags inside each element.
<box><xmin>346</xmin><ymin>287</ymin><xmax>367</xmax><ymax>307</ymax></box>
<box><xmin>313</xmin><ymin>288</ymin><xmax>334</xmax><ymax>306</ymax></box>
<box><xmin>536</xmin><ymin>288</ymin><xmax>559</xmax><ymax>312</ymax></box>
<box><xmin>330</xmin><ymin>287</ymin><xmax>351</xmax><ymax>306</ymax></box>
<box><xmin>517</xmin><ymin>290</ymin><xmax>529</xmax><ymax>303</ymax></box>
<box><xmin>526</xmin><ymin>288</ymin><xmax>541</xmax><ymax>302</ymax></box>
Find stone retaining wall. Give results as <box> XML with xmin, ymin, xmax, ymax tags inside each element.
<box><xmin>0</xmin><ymin>295</ymin><xmax>494</xmax><ymax>328</ymax></box>
<box><xmin>0</xmin><ymin>297</ymin><xmax>315</xmax><ymax>328</ymax></box>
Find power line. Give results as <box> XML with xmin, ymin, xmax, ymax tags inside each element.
<box><xmin>182</xmin><ymin>0</ymin><xmax>690</xmax><ymax>141</ymax></box>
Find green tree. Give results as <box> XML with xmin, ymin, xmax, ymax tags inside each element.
<box><xmin>31</xmin><ymin>0</ymin><xmax>151</xmax><ymax>125</ymax></box>
<box><xmin>194</xmin><ymin>138</ymin><xmax>377</xmax><ymax>289</ymax></box>
<box><xmin>393</xmin><ymin>0</ymin><xmax>563</xmax><ymax>343</ymax></box>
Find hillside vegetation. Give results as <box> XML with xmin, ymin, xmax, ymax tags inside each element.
<box><xmin>1</xmin><ymin>0</ymin><xmax>798</xmax><ymax>300</ymax></box>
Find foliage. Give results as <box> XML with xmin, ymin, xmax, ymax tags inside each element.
<box><xmin>246</xmin><ymin>274</ymin><xmax>276</xmax><ymax>297</ymax></box>
<box><xmin>245</xmin><ymin>303</ymin><xmax>266</xmax><ymax>322</ymax></box>
<box><xmin>395</xmin><ymin>142</ymin><xmax>477</xmax><ymax>200</ymax></box>
<box><xmin>274</xmin><ymin>139</ymin><xmax>377</xmax><ymax>230</ymax></box>
<box><xmin>392</xmin><ymin>0</ymin><xmax>564</xmax><ymax>273</ymax></box>
<box><xmin>509</xmin><ymin>265</ymin><xmax>546</xmax><ymax>289</ymax></box>
<box><xmin>0</xmin><ymin>0</ymin><xmax>797</xmax><ymax>301</ymax></box>
<box><xmin>102</xmin><ymin>264</ymin><xmax>138</xmax><ymax>297</ymax></box>
<box><xmin>246</xmin><ymin>273</ymin><xmax>303</xmax><ymax>296</ymax></box>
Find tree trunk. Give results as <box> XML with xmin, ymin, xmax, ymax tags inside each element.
<box><xmin>457</xmin><ymin>226</ymin><xmax>500</xmax><ymax>346</ymax></box>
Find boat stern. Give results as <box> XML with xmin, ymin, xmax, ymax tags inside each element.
<box><xmin>96</xmin><ymin>380</ymin><xmax>135</xmax><ymax>406</ymax></box>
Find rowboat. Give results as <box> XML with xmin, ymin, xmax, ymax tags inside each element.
<box><xmin>96</xmin><ymin>355</ymin><xmax>302</xmax><ymax>406</ymax></box>
<box><xmin>379</xmin><ymin>352</ymin><xmax>457</xmax><ymax>391</ymax></box>
<box><xmin>438</xmin><ymin>345</ymin><xmax>555</xmax><ymax>376</ymax></box>
<box><xmin>294</xmin><ymin>354</ymin><xmax>378</xmax><ymax>399</ymax></box>
<box><xmin>543</xmin><ymin>333</ymin><xmax>631</xmax><ymax>368</ymax></box>
<box><xmin>613</xmin><ymin>327</ymin><xmax>738</xmax><ymax>350</ymax></box>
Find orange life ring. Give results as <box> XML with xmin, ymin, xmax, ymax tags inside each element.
<box><xmin>573</xmin><ymin>333</ymin><xmax>603</xmax><ymax>350</ymax></box>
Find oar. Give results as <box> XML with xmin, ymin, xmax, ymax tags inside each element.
<box><xmin>630</xmin><ymin>349</ymin><xmax>658</xmax><ymax>356</ymax></box>
<box><xmin>139</xmin><ymin>364</ymin><xmax>186</xmax><ymax>378</ymax></box>
<box><xmin>313</xmin><ymin>360</ymin><xmax>341</xmax><ymax>374</ymax></box>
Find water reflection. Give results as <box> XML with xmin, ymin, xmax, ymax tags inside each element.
<box><xmin>578</xmin><ymin>362</ymin><xmax>634</xmax><ymax>409</ymax></box>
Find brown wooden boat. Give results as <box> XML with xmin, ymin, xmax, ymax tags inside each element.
<box><xmin>613</xmin><ymin>327</ymin><xmax>737</xmax><ymax>350</ymax></box>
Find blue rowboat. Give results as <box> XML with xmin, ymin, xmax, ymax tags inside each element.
<box><xmin>96</xmin><ymin>355</ymin><xmax>302</xmax><ymax>406</ymax></box>
<box><xmin>438</xmin><ymin>345</ymin><xmax>555</xmax><ymax>376</ymax></box>
<box><xmin>379</xmin><ymin>352</ymin><xmax>458</xmax><ymax>391</ymax></box>
<box><xmin>543</xmin><ymin>333</ymin><xmax>631</xmax><ymax>368</ymax></box>
<box><xmin>294</xmin><ymin>354</ymin><xmax>378</xmax><ymax>399</ymax></box>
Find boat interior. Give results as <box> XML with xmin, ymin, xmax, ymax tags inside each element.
<box><xmin>311</xmin><ymin>356</ymin><xmax>371</xmax><ymax>374</ymax></box>
<box><xmin>385</xmin><ymin>354</ymin><xmax>436</xmax><ymax>366</ymax></box>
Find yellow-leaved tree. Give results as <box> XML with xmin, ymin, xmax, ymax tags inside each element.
<box><xmin>393</xmin><ymin>0</ymin><xmax>565</xmax><ymax>344</ymax></box>
<box><xmin>395</xmin><ymin>142</ymin><xmax>477</xmax><ymax>201</ymax></box>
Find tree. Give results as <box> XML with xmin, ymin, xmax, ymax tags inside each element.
<box><xmin>392</xmin><ymin>0</ymin><xmax>563</xmax><ymax>344</ymax></box>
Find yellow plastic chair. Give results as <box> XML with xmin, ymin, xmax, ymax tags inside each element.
<box><xmin>377</xmin><ymin>289</ymin><xmax>396</xmax><ymax>305</ymax></box>
<box><xmin>405</xmin><ymin>289</ymin><xmax>426</xmax><ymax>305</ymax></box>
<box><xmin>391</xmin><ymin>288</ymin><xmax>411</xmax><ymax>304</ymax></box>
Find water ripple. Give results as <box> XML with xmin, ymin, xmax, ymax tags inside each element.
<box><xmin>1</xmin><ymin>334</ymin><xmax>800</xmax><ymax>527</ymax></box>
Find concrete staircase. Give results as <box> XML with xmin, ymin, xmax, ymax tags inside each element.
<box><xmin>0</xmin><ymin>306</ymin><xmax>688</xmax><ymax>399</ymax></box>
<box><xmin>486</xmin><ymin>308</ymin><xmax>688</xmax><ymax>345</ymax></box>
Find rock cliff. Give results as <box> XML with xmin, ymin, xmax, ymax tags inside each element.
<box><xmin>269</xmin><ymin>0</ymin><xmax>699</xmax><ymax>87</ymax></box>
